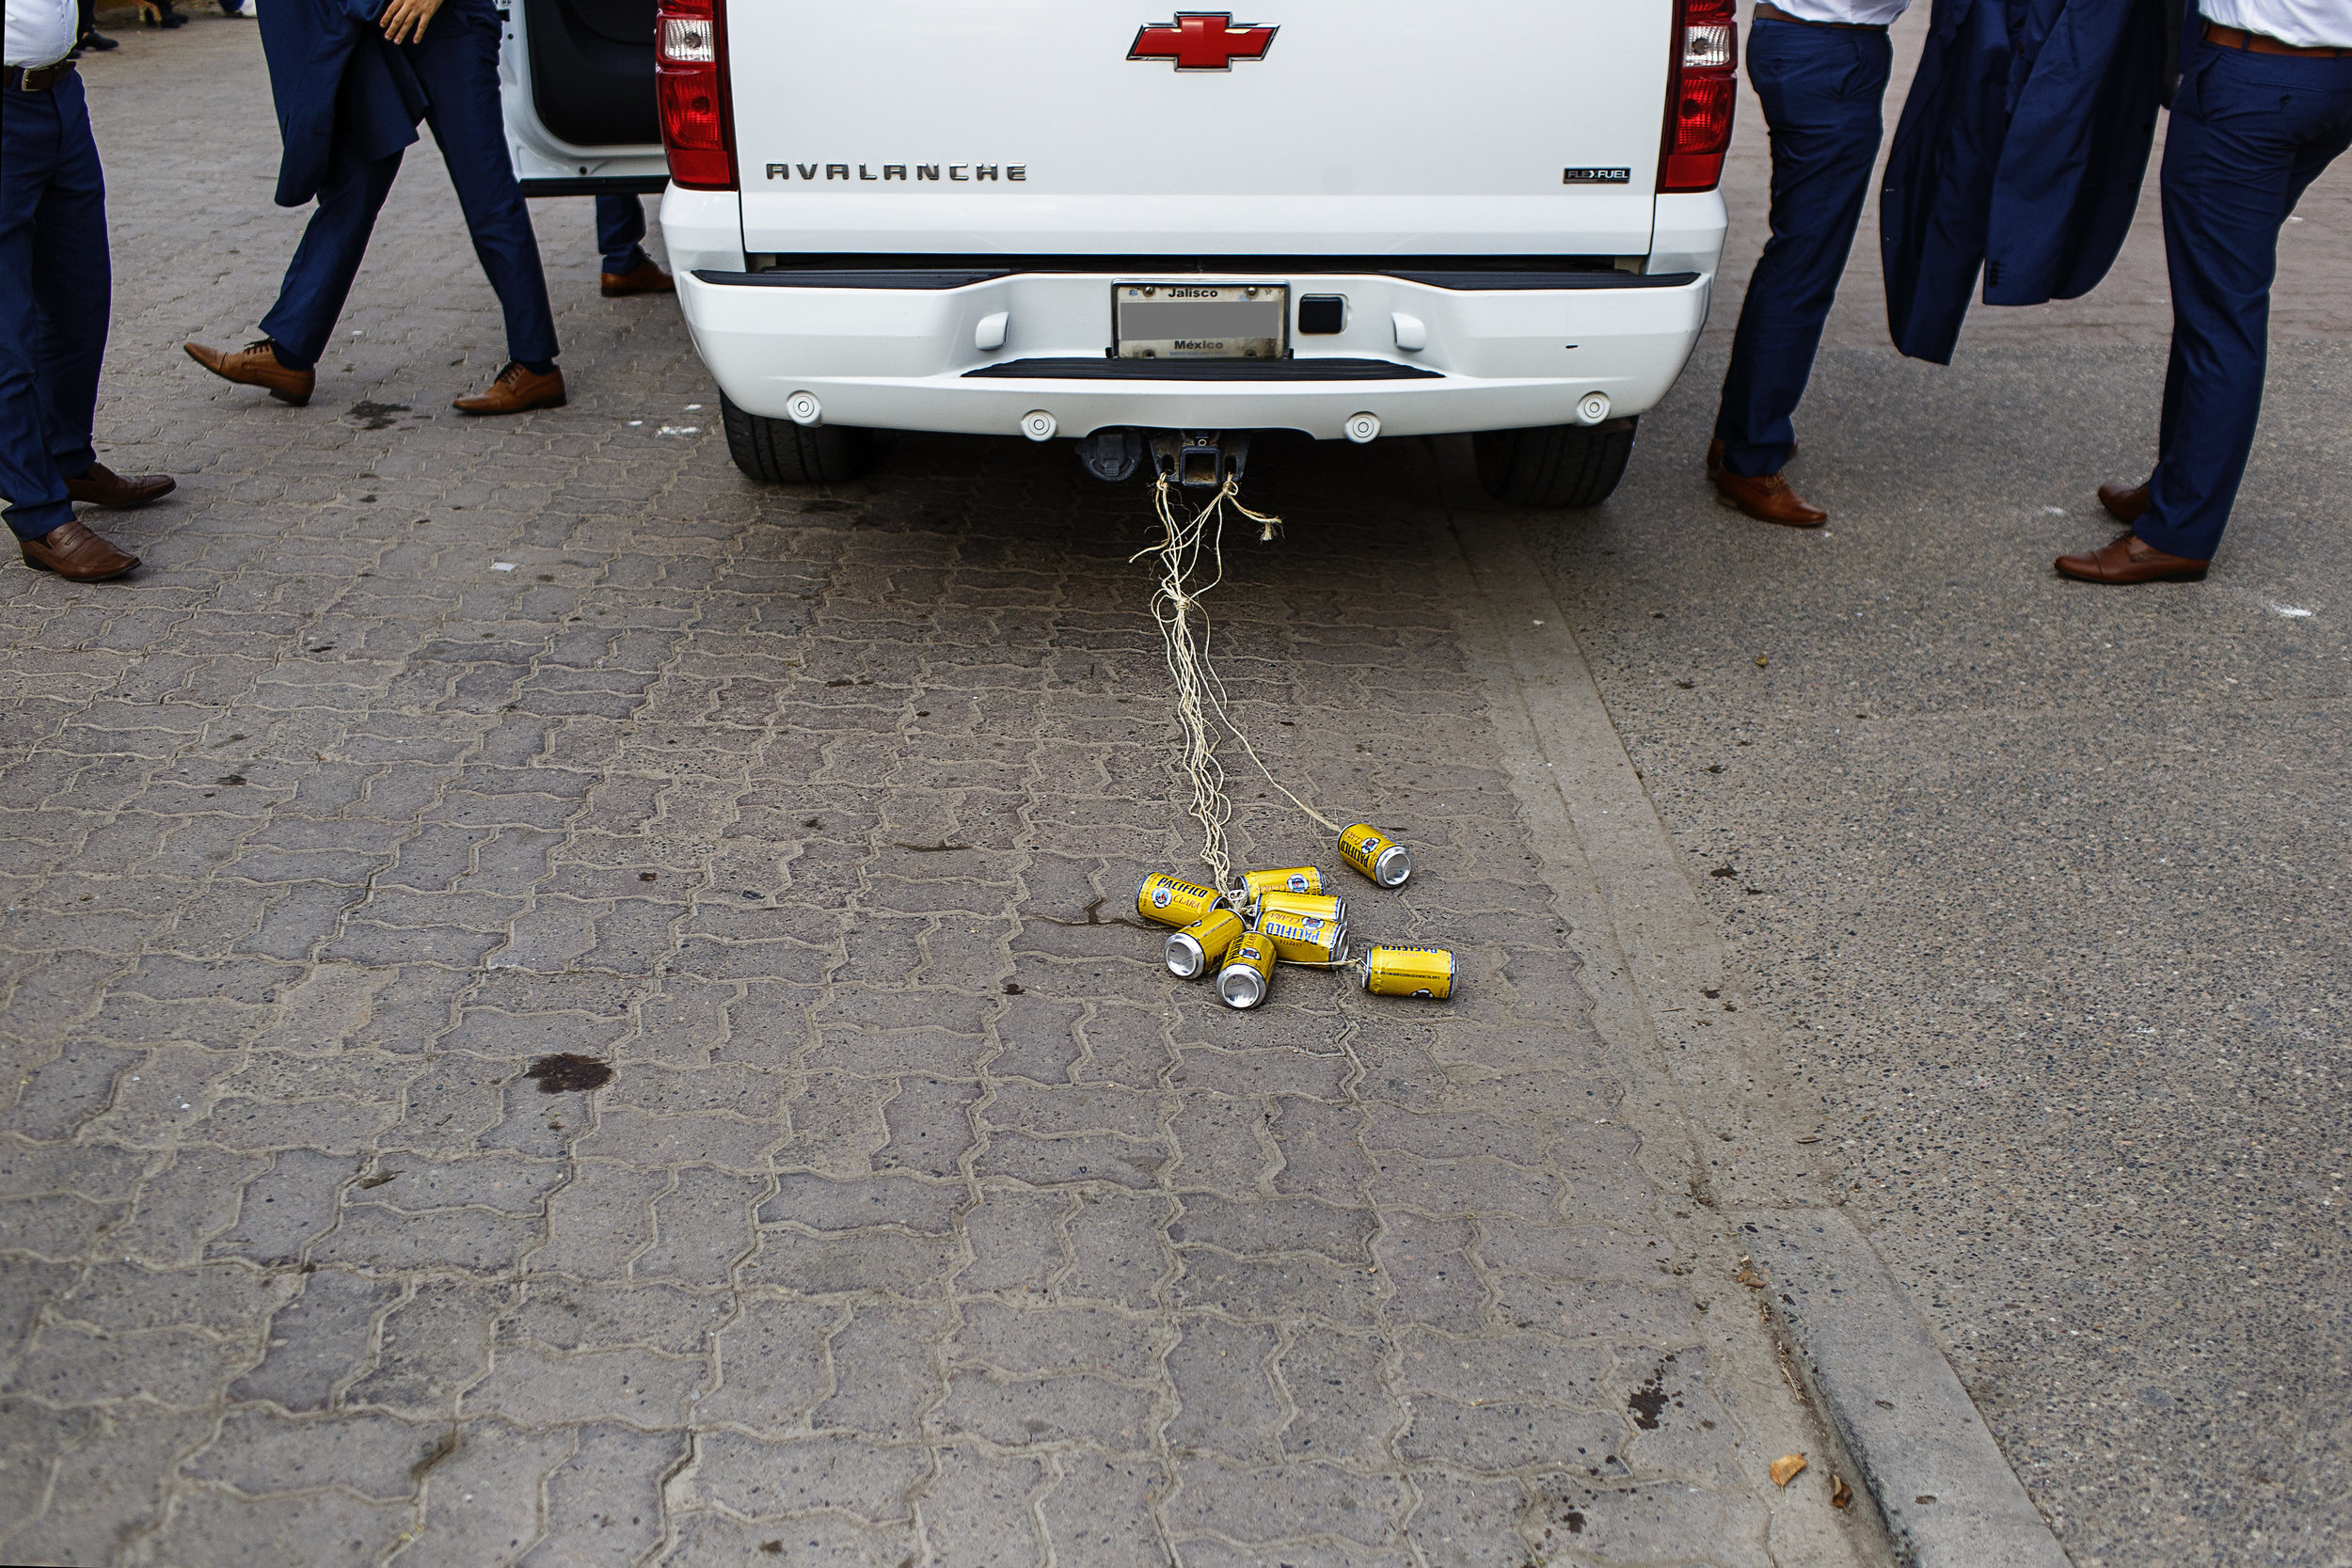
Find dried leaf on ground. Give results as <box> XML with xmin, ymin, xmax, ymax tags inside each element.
<box><xmin>1771</xmin><ymin>1453</ymin><xmax>1808</xmax><ymax>1488</ymax></box>
<box><xmin>1830</xmin><ymin>1474</ymin><xmax>1853</xmax><ymax>1509</ymax></box>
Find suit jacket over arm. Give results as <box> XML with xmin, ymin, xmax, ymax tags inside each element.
<box><xmin>1880</xmin><ymin>0</ymin><xmax>2168</xmax><ymax>363</ymax></box>
<box><xmin>259</xmin><ymin>0</ymin><xmax>431</xmax><ymax>208</ymax></box>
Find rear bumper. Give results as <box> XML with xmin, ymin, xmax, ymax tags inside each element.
<box><xmin>676</xmin><ymin>266</ymin><xmax>1715</xmax><ymax>441</ymax></box>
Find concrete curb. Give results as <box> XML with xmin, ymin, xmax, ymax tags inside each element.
<box><xmin>1736</xmin><ymin>1210</ymin><xmax>2074</xmax><ymax>1568</ymax></box>
<box><xmin>1430</xmin><ymin>456</ymin><xmax>2072</xmax><ymax>1568</ymax></box>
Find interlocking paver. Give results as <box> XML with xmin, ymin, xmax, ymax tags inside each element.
<box><xmin>395</xmin><ymin>1424</ymin><xmax>576</xmax><ymax>1568</ymax></box>
<box><xmin>523</xmin><ymin>1425</ymin><xmax>687</xmax><ymax>1566</ymax></box>
<box><xmin>342</xmin><ymin>1280</ymin><xmax>504</xmax><ymax>1416</ymax></box>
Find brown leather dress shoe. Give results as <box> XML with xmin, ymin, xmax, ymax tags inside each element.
<box><xmin>22</xmin><ymin>519</ymin><xmax>140</xmax><ymax>581</ymax></box>
<box><xmin>2097</xmin><ymin>480</ymin><xmax>2152</xmax><ymax>525</ymax></box>
<box><xmin>65</xmin><ymin>461</ymin><xmax>174</xmax><ymax>509</ymax></box>
<box><xmin>1713</xmin><ymin>467</ymin><xmax>1827</xmax><ymax>527</ymax></box>
<box><xmin>184</xmin><ymin>339</ymin><xmax>316</xmax><ymax>406</ymax></box>
<box><xmin>600</xmin><ymin>259</ymin><xmax>675</xmax><ymax>297</ymax></box>
<box><xmin>453</xmin><ymin>362</ymin><xmax>567</xmax><ymax>416</ymax></box>
<box><xmin>2056</xmin><ymin>531</ymin><xmax>2208</xmax><ymax>584</ymax></box>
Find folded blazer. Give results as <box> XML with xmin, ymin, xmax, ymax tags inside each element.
<box><xmin>1880</xmin><ymin>0</ymin><xmax>2169</xmax><ymax>363</ymax></box>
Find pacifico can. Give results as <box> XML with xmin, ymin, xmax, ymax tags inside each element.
<box><xmin>1136</xmin><ymin>873</ymin><xmax>1229</xmax><ymax>929</ymax></box>
<box><xmin>1257</xmin><ymin>908</ymin><xmax>1347</xmax><ymax>966</ymax></box>
<box><xmin>1217</xmin><ymin>931</ymin><xmax>1278</xmax><ymax>1009</ymax></box>
<box><xmin>1257</xmin><ymin>890</ymin><xmax>1347</xmax><ymax>927</ymax></box>
<box><xmin>1362</xmin><ymin>945</ymin><xmax>1456</xmax><ymax>1000</ymax></box>
<box><xmin>1238</xmin><ymin>865</ymin><xmax>1324</xmax><ymax>910</ymax></box>
<box><xmin>1167</xmin><ymin>909</ymin><xmax>1247</xmax><ymax>980</ymax></box>
<box><xmin>1338</xmin><ymin>824</ymin><xmax>1412</xmax><ymax>888</ymax></box>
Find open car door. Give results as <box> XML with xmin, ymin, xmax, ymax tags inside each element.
<box><xmin>499</xmin><ymin>0</ymin><xmax>669</xmax><ymax>196</ymax></box>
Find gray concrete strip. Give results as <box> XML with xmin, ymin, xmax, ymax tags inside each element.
<box><xmin>1418</xmin><ymin>458</ymin><xmax>1877</xmax><ymax>1566</ymax></box>
<box><xmin>1427</xmin><ymin>461</ymin><xmax>2071</xmax><ymax>1568</ymax></box>
<box><xmin>1737</xmin><ymin>1210</ymin><xmax>2074</xmax><ymax>1568</ymax></box>
<box><xmin>1433</xmin><ymin>467</ymin><xmax>1829</xmax><ymax>1212</ymax></box>
<box><xmin>1422</xmin><ymin>485</ymin><xmax>1878</xmax><ymax>1568</ymax></box>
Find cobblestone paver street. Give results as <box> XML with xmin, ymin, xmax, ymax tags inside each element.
<box><xmin>0</xmin><ymin>19</ymin><xmax>1852</xmax><ymax>1567</ymax></box>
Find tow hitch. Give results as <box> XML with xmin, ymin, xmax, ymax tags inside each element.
<box><xmin>1076</xmin><ymin>428</ymin><xmax>1252</xmax><ymax>490</ymax></box>
<box><xmin>1155</xmin><ymin>431</ymin><xmax>1250</xmax><ymax>491</ymax></box>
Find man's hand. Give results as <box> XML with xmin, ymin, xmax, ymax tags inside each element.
<box><xmin>378</xmin><ymin>0</ymin><xmax>447</xmax><ymax>45</ymax></box>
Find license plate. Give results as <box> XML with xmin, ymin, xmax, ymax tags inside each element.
<box><xmin>1115</xmin><ymin>283</ymin><xmax>1287</xmax><ymax>360</ymax></box>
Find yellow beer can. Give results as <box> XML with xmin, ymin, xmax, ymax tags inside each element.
<box><xmin>1257</xmin><ymin>908</ymin><xmax>1347</xmax><ymax>966</ymax></box>
<box><xmin>1167</xmin><ymin>909</ymin><xmax>1247</xmax><ymax>981</ymax></box>
<box><xmin>1257</xmin><ymin>890</ymin><xmax>1347</xmax><ymax>927</ymax></box>
<box><xmin>1338</xmin><ymin>823</ymin><xmax>1412</xmax><ymax>888</ymax></box>
<box><xmin>1216</xmin><ymin>931</ymin><xmax>1278</xmax><ymax>1010</ymax></box>
<box><xmin>1362</xmin><ymin>945</ymin><xmax>1455</xmax><ymax>1000</ymax></box>
<box><xmin>1238</xmin><ymin>865</ymin><xmax>1325</xmax><ymax>910</ymax></box>
<box><xmin>1136</xmin><ymin>873</ymin><xmax>1229</xmax><ymax>929</ymax></box>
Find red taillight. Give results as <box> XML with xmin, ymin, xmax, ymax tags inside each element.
<box><xmin>1661</xmin><ymin>0</ymin><xmax>1738</xmax><ymax>194</ymax></box>
<box><xmin>657</xmin><ymin>0</ymin><xmax>735</xmax><ymax>191</ymax></box>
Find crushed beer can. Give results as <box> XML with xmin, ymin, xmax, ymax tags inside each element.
<box><xmin>1217</xmin><ymin>931</ymin><xmax>1279</xmax><ymax>1009</ymax></box>
<box><xmin>1237</xmin><ymin>865</ymin><xmax>1324</xmax><ymax>911</ymax></box>
<box><xmin>1167</xmin><ymin>909</ymin><xmax>1247</xmax><ymax>980</ymax></box>
<box><xmin>1362</xmin><ymin>945</ymin><xmax>1455</xmax><ymax>1000</ymax></box>
<box><xmin>1136</xmin><ymin>873</ymin><xmax>1229</xmax><ymax>929</ymax></box>
<box><xmin>1256</xmin><ymin>907</ymin><xmax>1347</xmax><ymax>966</ymax></box>
<box><xmin>1338</xmin><ymin>823</ymin><xmax>1412</xmax><ymax>889</ymax></box>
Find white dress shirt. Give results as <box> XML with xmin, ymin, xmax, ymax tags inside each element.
<box><xmin>2200</xmin><ymin>0</ymin><xmax>2352</xmax><ymax>47</ymax></box>
<box><xmin>1764</xmin><ymin>0</ymin><xmax>1914</xmax><ymax>25</ymax></box>
<box><xmin>5</xmin><ymin>0</ymin><xmax>79</xmax><ymax>68</ymax></box>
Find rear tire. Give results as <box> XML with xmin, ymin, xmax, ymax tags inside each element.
<box><xmin>1472</xmin><ymin>416</ymin><xmax>1638</xmax><ymax>509</ymax></box>
<box><xmin>722</xmin><ymin>394</ymin><xmax>890</xmax><ymax>483</ymax></box>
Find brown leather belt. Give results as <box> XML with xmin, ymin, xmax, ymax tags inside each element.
<box><xmin>2204</xmin><ymin>21</ymin><xmax>2352</xmax><ymax>57</ymax></box>
<box><xmin>1754</xmin><ymin>2</ymin><xmax>1890</xmax><ymax>31</ymax></box>
<box><xmin>5</xmin><ymin>59</ymin><xmax>78</xmax><ymax>92</ymax></box>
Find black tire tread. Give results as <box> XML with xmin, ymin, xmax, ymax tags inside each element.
<box><xmin>1473</xmin><ymin>417</ymin><xmax>1639</xmax><ymax>509</ymax></box>
<box><xmin>722</xmin><ymin>394</ymin><xmax>888</xmax><ymax>484</ymax></box>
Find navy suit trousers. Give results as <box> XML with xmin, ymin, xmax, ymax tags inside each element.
<box><xmin>596</xmin><ymin>194</ymin><xmax>649</xmax><ymax>276</ymax></box>
<box><xmin>1713</xmin><ymin>19</ymin><xmax>1893</xmax><ymax>479</ymax></box>
<box><xmin>0</xmin><ymin>74</ymin><xmax>111</xmax><ymax>544</ymax></box>
<box><xmin>2142</xmin><ymin>40</ymin><xmax>2352</xmax><ymax>562</ymax></box>
<box><xmin>261</xmin><ymin>0</ymin><xmax>557</xmax><ymax>372</ymax></box>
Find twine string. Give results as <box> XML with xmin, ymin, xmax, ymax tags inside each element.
<box><xmin>1136</xmin><ymin>472</ymin><xmax>1240</xmax><ymax>892</ymax></box>
<box><xmin>1135</xmin><ymin>468</ymin><xmax>1349</xmax><ymax>894</ymax></box>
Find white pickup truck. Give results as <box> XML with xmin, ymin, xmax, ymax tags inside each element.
<box><xmin>510</xmin><ymin>2</ymin><xmax>1737</xmax><ymax>507</ymax></box>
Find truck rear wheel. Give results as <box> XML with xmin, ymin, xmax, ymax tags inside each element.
<box><xmin>1472</xmin><ymin>417</ymin><xmax>1639</xmax><ymax>510</ymax></box>
<box><xmin>721</xmin><ymin>395</ymin><xmax>889</xmax><ymax>484</ymax></box>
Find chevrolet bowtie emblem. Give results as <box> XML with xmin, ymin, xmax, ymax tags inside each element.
<box><xmin>1129</xmin><ymin>12</ymin><xmax>1279</xmax><ymax>71</ymax></box>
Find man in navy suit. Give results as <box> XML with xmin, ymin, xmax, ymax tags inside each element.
<box><xmin>183</xmin><ymin>0</ymin><xmax>569</xmax><ymax>416</ymax></box>
<box><xmin>595</xmin><ymin>194</ymin><xmax>674</xmax><ymax>297</ymax></box>
<box><xmin>4</xmin><ymin>0</ymin><xmax>174</xmax><ymax>581</ymax></box>
<box><xmin>1708</xmin><ymin>0</ymin><xmax>1911</xmax><ymax>528</ymax></box>
<box><xmin>2061</xmin><ymin>0</ymin><xmax>2352</xmax><ymax>581</ymax></box>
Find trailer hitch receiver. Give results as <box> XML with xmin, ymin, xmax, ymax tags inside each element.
<box><xmin>1152</xmin><ymin>431</ymin><xmax>1250</xmax><ymax>491</ymax></box>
